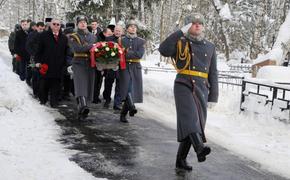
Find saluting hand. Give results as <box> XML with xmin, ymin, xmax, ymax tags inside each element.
<box><xmin>181</xmin><ymin>23</ymin><xmax>192</xmax><ymax>34</ymax></box>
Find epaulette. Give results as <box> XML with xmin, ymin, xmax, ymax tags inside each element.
<box><xmin>69</xmin><ymin>33</ymin><xmax>81</xmax><ymax>44</ymax></box>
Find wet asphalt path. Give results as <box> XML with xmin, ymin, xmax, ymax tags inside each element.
<box><xmin>55</xmin><ymin>99</ymin><xmax>288</xmax><ymax>180</ymax></box>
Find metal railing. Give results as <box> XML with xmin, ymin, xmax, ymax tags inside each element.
<box><xmin>228</xmin><ymin>64</ymin><xmax>252</xmax><ymax>73</ymax></box>
<box><xmin>240</xmin><ymin>79</ymin><xmax>290</xmax><ymax>113</ymax></box>
<box><xmin>143</xmin><ymin>66</ymin><xmax>246</xmax><ymax>88</ymax></box>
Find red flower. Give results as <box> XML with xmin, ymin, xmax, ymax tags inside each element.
<box><xmin>15</xmin><ymin>55</ymin><xmax>22</xmax><ymax>61</ymax></box>
<box><xmin>39</xmin><ymin>64</ymin><xmax>48</xmax><ymax>75</ymax></box>
<box><xmin>96</xmin><ymin>43</ymin><xmax>103</xmax><ymax>48</ymax></box>
<box><xmin>107</xmin><ymin>41</ymin><xmax>114</xmax><ymax>49</ymax></box>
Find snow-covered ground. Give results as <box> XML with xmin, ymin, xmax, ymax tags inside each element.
<box><xmin>0</xmin><ymin>41</ymin><xmax>104</xmax><ymax>180</ymax></box>
<box><xmin>139</xmin><ymin>53</ymin><xmax>290</xmax><ymax>178</ymax></box>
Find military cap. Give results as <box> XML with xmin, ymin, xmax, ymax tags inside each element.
<box><xmin>126</xmin><ymin>19</ymin><xmax>138</xmax><ymax>29</ymax></box>
<box><xmin>76</xmin><ymin>15</ymin><xmax>88</xmax><ymax>24</ymax></box>
<box><xmin>184</xmin><ymin>13</ymin><xmax>205</xmax><ymax>25</ymax></box>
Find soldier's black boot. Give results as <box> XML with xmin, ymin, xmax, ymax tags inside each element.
<box><xmin>176</xmin><ymin>139</ymin><xmax>192</xmax><ymax>171</ymax></box>
<box><xmin>120</xmin><ymin>101</ymin><xmax>129</xmax><ymax>123</ymax></box>
<box><xmin>126</xmin><ymin>93</ymin><xmax>137</xmax><ymax>117</ymax></box>
<box><xmin>189</xmin><ymin>133</ymin><xmax>211</xmax><ymax>162</ymax></box>
<box><xmin>77</xmin><ymin>96</ymin><xmax>90</xmax><ymax>120</ymax></box>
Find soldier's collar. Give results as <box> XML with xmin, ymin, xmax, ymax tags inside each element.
<box><xmin>186</xmin><ymin>32</ymin><xmax>205</xmax><ymax>42</ymax></box>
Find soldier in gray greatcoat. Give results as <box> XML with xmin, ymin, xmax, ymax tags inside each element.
<box><xmin>68</xmin><ymin>16</ymin><xmax>97</xmax><ymax>120</ymax></box>
<box><xmin>119</xmin><ymin>19</ymin><xmax>146</xmax><ymax>123</ymax></box>
<box><xmin>159</xmin><ymin>13</ymin><xmax>219</xmax><ymax>171</ymax></box>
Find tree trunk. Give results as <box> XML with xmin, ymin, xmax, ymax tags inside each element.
<box><xmin>210</xmin><ymin>0</ymin><xmax>230</xmax><ymax>61</ymax></box>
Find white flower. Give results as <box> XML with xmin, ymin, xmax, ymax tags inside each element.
<box><xmin>105</xmin><ymin>47</ymin><xmax>110</xmax><ymax>51</ymax></box>
<box><xmin>111</xmin><ymin>52</ymin><xmax>116</xmax><ymax>56</ymax></box>
<box><xmin>95</xmin><ymin>48</ymin><xmax>99</xmax><ymax>52</ymax></box>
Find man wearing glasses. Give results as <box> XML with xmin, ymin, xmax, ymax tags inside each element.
<box><xmin>34</xmin><ymin>18</ymin><xmax>68</xmax><ymax>108</ymax></box>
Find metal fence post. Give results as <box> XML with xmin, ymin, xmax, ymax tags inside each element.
<box><xmin>240</xmin><ymin>78</ymin><xmax>246</xmax><ymax>111</ymax></box>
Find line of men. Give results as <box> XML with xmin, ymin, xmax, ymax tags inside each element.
<box><xmin>8</xmin><ymin>16</ymin><xmax>145</xmax><ymax>123</ymax></box>
<box><xmin>8</xmin><ymin>13</ymin><xmax>219</xmax><ymax>171</ymax></box>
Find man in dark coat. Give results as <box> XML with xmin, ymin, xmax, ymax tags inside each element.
<box><xmin>159</xmin><ymin>13</ymin><xmax>219</xmax><ymax>171</ymax></box>
<box><xmin>90</xmin><ymin>19</ymin><xmax>103</xmax><ymax>104</ymax></box>
<box><xmin>34</xmin><ymin>18</ymin><xmax>68</xmax><ymax>107</ymax></box>
<box><xmin>61</xmin><ymin>22</ymin><xmax>76</xmax><ymax>99</ymax></box>
<box><xmin>8</xmin><ymin>24</ymin><xmax>21</xmax><ymax>73</ymax></box>
<box><xmin>14</xmin><ymin>20</ymin><xmax>30</xmax><ymax>81</ymax></box>
<box><xmin>103</xmin><ymin>24</ymin><xmax>124</xmax><ymax>110</ymax></box>
<box><xmin>26</xmin><ymin>22</ymin><xmax>45</xmax><ymax>96</ymax></box>
<box><xmin>119</xmin><ymin>19</ymin><xmax>146</xmax><ymax>123</ymax></box>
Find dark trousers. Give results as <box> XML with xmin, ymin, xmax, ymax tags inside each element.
<box><xmin>26</xmin><ymin>65</ymin><xmax>33</xmax><ymax>86</ymax></box>
<box><xmin>114</xmin><ymin>71</ymin><xmax>121</xmax><ymax>107</ymax></box>
<box><xmin>19</xmin><ymin>60</ymin><xmax>27</xmax><ymax>81</ymax></box>
<box><xmin>103</xmin><ymin>70</ymin><xmax>116</xmax><ymax>102</ymax></box>
<box><xmin>93</xmin><ymin>69</ymin><xmax>103</xmax><ymax>101</ymax></box>
<box><xmin>12</xmin><ymin>57</ymin><xmax>17</xmax><ymax>73</ymax></box>
<box><xmin>39</xmin><ymin>77</ymin><xmax>61</xmax><ymax>107</ymax></box>
<box><xmin>32</xmin><ymin>68</ymin><xmax>41</xmax><ymax>97</ymax></box>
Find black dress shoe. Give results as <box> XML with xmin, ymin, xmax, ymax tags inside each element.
<box><xmin>103</xmin><ymin>101</ymin><xmax>110</xmax><ymax>108</ymax></box>
<box><xmin>175</xmin><ymin>159</ymin><xmax>192</xmax><ymax>171</ymax></box>
<box><xmin>113</xmin><ymin>105</ymin><xmax>121</xmax><ymax>111</ymax></box>
<box><xmin>92</xmin><ymin>98</ymin><xmax>101</xmax><ymax>104</ymax></box>
<box><xmin>120</xmin><ymin>115</ymin><xmax>128</xmax><ymax>123</ymax></box>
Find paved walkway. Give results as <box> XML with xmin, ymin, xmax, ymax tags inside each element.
<box><xmin>55</xmin><ymin>100</ymin><xmax>287</xmax><ymax>180</ymax></box>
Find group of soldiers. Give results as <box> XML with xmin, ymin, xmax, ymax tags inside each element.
<box><xmin>8</xmin><ymin>13</ymin><xmax>219</xmax><ymax>171</ymax></box>
<box><xmin>8</xmin><ymin>16</ymin><xmax>145</xmax><ymax>123</ymax></box>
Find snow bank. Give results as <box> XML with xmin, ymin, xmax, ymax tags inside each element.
<box><xmin>256</xmin><ymin>66</ymin><xmax>290</xmax><ymax>83</ymax></box>
<box><xmin>254</xmin><ymin>48</ymin><xmax>283</xmax><ymax>65</ymax></box>
<box><xmin>0</xmin><ymin>43</ymin><xmax>103</xmax><ymax>180</ymax></box>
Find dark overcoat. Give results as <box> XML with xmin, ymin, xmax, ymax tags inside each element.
<box><xmin>14</xmin><ymin>29</ymin><xmax>30</xmax><ymax>61</ymax></box>
<box><xmin>159</xmin><ymin>30</ymin><xmax>218</xmax><ymax>142</ymax></box>
<box><xmin>68</xmin><ymin>29</ymin><xmax>96</xmax><ymax>101</ymax></box>
<box><xmin>34</xmin><ymin>29</ymin><xmax>68</xmax><ymax>79</ymax></box>
<box><xmin>119</xmin><ymin>35</ymin><xmax>146</xmax><ymax>103</ymax></box>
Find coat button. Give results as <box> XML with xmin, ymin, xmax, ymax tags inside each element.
<box><xmin>204</xmin><ymin>41</ymin><xmax>206</xmax><ymax>44</ymax></box>
<box><xmin>205</xmin><ymin>67</ymin><xmax>207</xmax><ymax>70</ymax></box>
<box><xmin>192</xmin><ymin>80</ymin><xmax>195</xmax><ymax>83</ymax></box>
<box><xmin>192</xmin><ymin>53</ymin><xmax>194</xmax><ymax>56</ymax></box>
<box><xmin>205</xmin><ymin>54</ymin><xmax>207</xmax><ymax>57</ymax></box>
<box><xmin>192</xmin><ymin>66</ymin><xmax>196</xmax><ymax>69</ymax></box>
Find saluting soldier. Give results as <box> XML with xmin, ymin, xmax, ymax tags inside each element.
<box><xmin>68</xmin><ymin>16</ymin><xmax>97</xmax><ymax>120</ymax></box>
<box><xmin>119</xmin><ymin>19</ymin><xmax>146</xmax><ymax>123</ymax></box>
<box><xmin>159</xmin><ymin>13</ymin><xmax>219</xmax><ymax>171</ymax></box>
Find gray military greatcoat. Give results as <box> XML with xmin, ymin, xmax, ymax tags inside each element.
<box><xmin>68</xmin><ymin>29</ymin><xmax>96</xmax><ymax>101</ymax></box>
<box><xmin>159</xmin><ymin>30</ymin><xmax>219</xmax><ymax>142</ymax></box>
<box><xmin>119</xmin><ymin>35</ymin><xmax>146</xmax><ymax>103</ymax></box>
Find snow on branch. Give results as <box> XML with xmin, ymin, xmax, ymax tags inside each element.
<box><xmin>254</xmin><ymin>9</ymin><xmax>290</xmax><ymax>65</ymax></box>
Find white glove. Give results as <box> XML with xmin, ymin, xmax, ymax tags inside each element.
<box><xmin>35</xmin><ymin>63</ymin><xmax>41</xmax><ymax>68</ymax></box>
<box><xmin>207</xmin><ymin>102</ymin><xmax>217</xmax><ymax>109</ymax></box>
<box><xmin>67</xmin><ymin>65</ymin><xmax>73</xmax><ymax>74</ymax></box>
<box><xmin>181</xmin><ymin>23</ymin><xmax>192</xmax><ymax>34</ymax></box>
